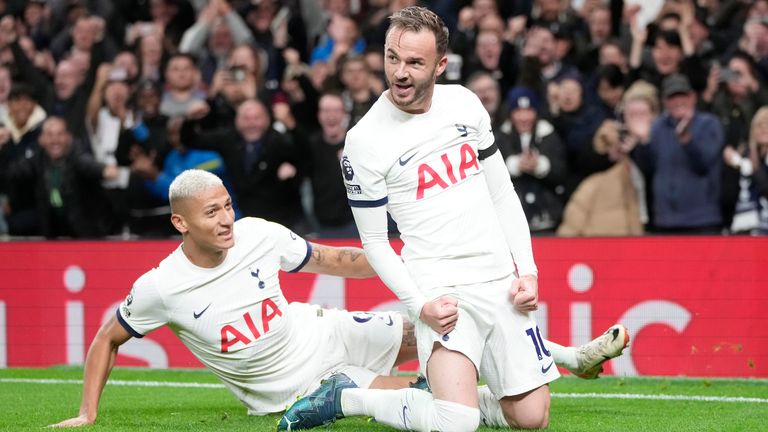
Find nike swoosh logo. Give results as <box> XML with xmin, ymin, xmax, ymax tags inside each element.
<box><xmin>384</xmin><ymin>315</ymin><xmax>394</xmax><ymax>326</ymax></box>
<box><xmin>541</xmin><ymin>361</ymin><xmax>554</xmax><ymax>374</ymax></box>
<box><xmin>193</xmin><ymin>303</ymin><xmax>212</xmax><ymax>319</ymax></box>
<box><xmin>289</xmin><ymin>231</ymin><xmax>297</xmax><ymax>240</ymax></box>
<box><xmin>402</xmin><ymin>405</ymin><xmax>409</xmax><ymax>428</ymax></box>
<box><xmin>398</xmin><ymin>151</ymin><xmax>418</xmax><ymax>166</ymax></box>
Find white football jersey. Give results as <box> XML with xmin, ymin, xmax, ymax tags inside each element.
<box><xmin>342</xmin><ymin>85</ymin><xmax>514</xmax><ymax>290</ymax></box>
<box><xmin>117</xmin><ymin>217</ymin><xmax>328</xmax><ymax>415</ymax></box>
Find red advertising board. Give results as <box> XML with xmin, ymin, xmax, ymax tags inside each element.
<box><xmin>0</xmin><ymin>237</ymin><xmax>765</xmax><ymax>377</ymax></box>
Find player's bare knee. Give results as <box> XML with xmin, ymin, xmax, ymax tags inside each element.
<box><xmin>504</xmin><ymin>407</ymin><xmax>549</xmax><ymax>430</ymax></box>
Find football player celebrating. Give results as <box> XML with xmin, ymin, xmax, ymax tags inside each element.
<box><xmin>280</xmin><ymin>6</ymin><xmax>627</xmax><ymax>432</ymax></box>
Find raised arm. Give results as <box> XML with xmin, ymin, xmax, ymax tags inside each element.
<box><xmin>49</xmin><ymin>315</ymin><xmax>132</xmax><ymax>427</ymax></box>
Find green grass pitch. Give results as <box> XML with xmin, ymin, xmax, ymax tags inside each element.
<box><xmin>0</xmin><ymin>367</ymin><xmax>766</xmax><ymax>431</ymax></box>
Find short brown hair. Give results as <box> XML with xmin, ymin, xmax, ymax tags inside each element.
<box><xmin>387</xmin><ymin>6</ymin><xmax>449</xmax><ymax>58</ymax></box>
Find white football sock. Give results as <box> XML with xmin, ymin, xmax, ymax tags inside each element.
<box><xmin>341</xmin><ymin>388</ymin><xmax>480</xmax><ymax>432</ymax></box>
<box><xmin>545</xmin><ymin>339</ymin><xmax>578</xmax><ymax>370</ymax></box>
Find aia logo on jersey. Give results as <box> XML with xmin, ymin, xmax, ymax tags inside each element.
<box><xmin>341</xmin><ymin>155</ymin><xmax>354</xmax><ymax>181</ymax></box>
<box><xmin>416</xmin><ymin>143</ymin><xmax>479</xmax><ymax>199</ymax></box>
<box><xmin>220</xmin><ymin>298</ymin><xmax>283</xmax><ymax>352</ymax></box>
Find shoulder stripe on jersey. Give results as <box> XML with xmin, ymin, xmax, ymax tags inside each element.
<box><xmin>287</xmin><ymin>240</ymin><xmax>313</xmax><ymax>273</ymax></box>
<box><xmin>478</xmin><ymin>142</ymin><xmax>498</xmax><ymax>160</ymax></box>
<box><xmin>115</xmin><ymin>308</ymin><xmax>144</xmax><ymax>338</ymax></box>
<box><xmin>348</xmin><ymin>197</ymin><xmax>388</xmax><ymax>208</ymax></box>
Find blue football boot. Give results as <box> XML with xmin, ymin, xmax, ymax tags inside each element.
<box><xmin>277</xmin><ymin>373</ymin><xmax>357</xmax><ymax>431</ymax></box>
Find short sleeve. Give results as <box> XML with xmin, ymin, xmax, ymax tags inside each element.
<box><xmin>117</xmin><ymin>270</ymin><xmax>169</xmax><ymax>338</ymax></box>
<box><xmin>265</xmin><ymin>221</ymin><xmax>312</xmax><ymax>272</ymax></box>
<box><xmin>342</xmin><ymin>131</ymin><xmax>389</xmax><ymax>208</ymax></box>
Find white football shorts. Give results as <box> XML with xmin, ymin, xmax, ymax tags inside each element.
<box><xmin>290</xmin><ymin>302</ymin><xmax>403</xmax><ymax>392</ymax></box>
<box><xmin>414</xmin><ymin>275</ymin><xmax>560</xmax><ymax>398</ymax></box>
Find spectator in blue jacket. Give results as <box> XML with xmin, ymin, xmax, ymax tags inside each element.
<box><xmin>130</xmin><ymin>116</ymin><xmax>237</xmax><ymax>218</ymax></box>
<box><xmin>634</xmin><ymin>74</ymin><xmax>724</xmax><ymax>233</ymax></box>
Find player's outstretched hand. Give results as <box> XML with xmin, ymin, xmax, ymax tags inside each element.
<box><xmin>510</xmin><ymin>275</ymin><xmax>538</xmax><ymax>312</ymax></box>
<box><xmin>420</xmin><ymin>296</ymin><xmax>459</xmax><ymax>335</ymax></box>
<box><xmin>48</xmin><ymin>414</ymin><xmax>94</xmax><ymax>428</ymax></box>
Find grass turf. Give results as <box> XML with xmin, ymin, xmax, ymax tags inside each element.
<box><xmin>1</xmin><ymin>367</ymin><xmax>766</xmax><ymax>431</ymax></box>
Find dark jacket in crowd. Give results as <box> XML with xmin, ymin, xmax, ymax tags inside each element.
<box><xmin>497</xmin><ymin>120</ymin><xmax>568</xmax><ymax>232</ymax></box>
<box><xmin>181</xmin><ymin>120</ymin><xmax>306</xmax><ymax>230</ymax></box>
<box><xmin>6</xmin><ymin>147</ymin><xmax>114</xmax><ymax>238</ymax></box>
<box><xmin>0</xmin><ymin>125</ymin><xmax>43</xmax><ymax>236</ymax></box>
<box><xmin>634</xmin><ymin>112</ymin><xmax>724</xmax><ymax>230</ymax></box>
<box><xmin>306</xmin><ymin>131</ymin><xmax>352</xmax><ymax>227</ymax></box>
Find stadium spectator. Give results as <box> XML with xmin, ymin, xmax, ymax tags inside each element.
<box><xmin>0</xmin><ymin>0</ymin><xmax>757</xmax><ymax>239</ymax></box>
<box><xmin>360</xmin><ymin>0</ymin><xmax>420</xmax><ymax>47</ymax></box>
<box><xmin>628</xmin><ymin>8</ymin><xmax>706</xmax><ymax>91</ymax></box>
<box><xmin>203</xmin><ymin>44</ymin><xmax>270</xmax><ymax>130</ymax></box>
<box><xmin>135</xmin><ymin>31</ymin><xmax>166</xmax><ymax>83</ymax></box>
<box><xmin>139</xmin><ymin>0</ymin><xmax>196</xmax><ymax>48</ymax></box>
<box><xmin>558</xmin><ymin>81</ymin><xmax>656</xmax><ymax>236</ymax></box>
<box><xmin>241</xmin><ymin>0</ymin><xmax>306</xmax><ymax>85</ymax></box>
<box><xmin>588</xmin><ymin>64</ymin><xmax>626</xmax><ymax>120</ymax></box>
<box><xmin>0</xmin><ymin>84</ymin><xmax>47</xmax><ymax>236</ymax></box>
<box><xmin>722</xmin><ymin>107</ymin><xmax>768</xmax><ymax>234</ymax></box>
<box><xmin>598</xmin><ymin>39</ymin><xmax>629</xmax><ymax>74</ymax></box>
<box><xmin>633</xmin><ymin>74</ymin><xmax>724</xmax><ymax>233</ymax></box>
<box><xmin>305</xmin><ymin>92</ymin><xmax>357</xmax><ymax>238</ymax></box>
<box><xmin>22</xmin><ymin>0</ymin><xmax>53</xmax><ymax>50</ymax></box>
<box><xmin>86</xmin><ymin>64</ymin><xmax>135</xmax><ymax>167</ymax></box>
<box><xmin>130</xmin><ymin>117</ymin><xmax>230</xmax><ymax>209</ymax></box>
<box><xmin>466</xmin><ymin>70</ymin><xmax>508</xmax><ymax>132</ymax></box>
<box><xmin>530</xmin><ymin>0</ymin><xmax>583</xmax><ymax>32</ymax></box>
<box><xmin>310</xmin><ymin>13</ymin><xmax>365</xmax><ymax>71</ymax></box>
<box><xmin>115</xmin><ymin>80</ymin><xmax>173</xmax><ymax>237</ymax></box>
<box><xmin>462</xmin><ymin>29</ymin><xmax>516</xmax><ymax>96</ymax></box>
<box><xmin>574</xmin><ymin>4</ymin><xmax>613</xmax><ymax>74</ymax></box>
<box><xmin>702</xmin><ymin>52</ymin><xmax>768</xmax><ymax>164</ymax></box>
<box><xmin>450</xmin><ymin>0</ymin><xmax>501</xmax><ymax>60</ymax></box>
<box><xmin>159</xmin><ymin>53</ymin><xmax>207</xmax><ymax>117</ymax></box>
<box><xmin>498</xmin><ymin>86</ymin><xmax>568</xmax><ymax>233</ymax></box>
<box><xmin>280</xmin><ymin>47</ymin><xmax>321</xmax><ymax>132</ymax></box>
<box><xmin>1</xmin><ymin>14</ymin><xmax>105</xmax><ymax>143</ymax></box>
<box><xmin>15</xmin><ymin>34</ymin><xmax>57</xmax><ymax>78</ymax></box>
<box><xmin>339</xmin><ymin>56</ymin><xmax>378</xmax><ymax>128</ymax></box>
<box><xmin>520</xmin><ymin>25</ymin><xmax>579</xmax><ymax>94</ymax></box>
<box><xmin>181</xmin><ymin>99</ymin><xmax>306</xmax><ymax>232</ymax></box>
<box><xmin>4</xmin><ymin>117</ymin><xmax>119</xmax><ymax>238</ymax></box>
<box><xmin>548</xmin><ymin>74</ymin><xmax>611</xmax><ymax>197</ymax></box>
<box><xmin>111</xmin><ymin>50</ymin><xmax>141</xmax><ymax>86</ymax></box>
<box><xmin>179</xmin><ymin>0</ymin><xmax>254</xmax><ymax>85</ymax></box>
<box><xmin>737</xmin><ymin>8</ymin><xmax>768</xmax><ymax>83</ymax></box>
<box><xmin>116</xmin><ymin>80</ymin><xmax>171</xmax><ymax>169</ymax></box>
<box><xmin>50</xmin><ymin>14</ymin><xmax>118</xmax><ymax>63</ymax></box>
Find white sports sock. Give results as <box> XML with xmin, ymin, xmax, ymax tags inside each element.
<box><xmin>478</xmin><ymin>385</ymin><xmax>508</xmax><ymax>427</ymax></box>
<box><xmin>341</xmin><ymin>388</ymin><xmax>480</xmax><ymax>432</ymax></box>
<box><xmin>545</xmin><ymin>339</ymin><xmax>578</xmax><ymax>370</ymax></box>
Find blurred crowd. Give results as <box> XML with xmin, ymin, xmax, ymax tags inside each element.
<box><xmin>0</xmin><ymin>0</ymin><xmax>766</xmax><ymax>239</ymax></box>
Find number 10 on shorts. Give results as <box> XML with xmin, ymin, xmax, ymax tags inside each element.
<box><xmin>526</xmin><ymin>326</ymin><xmax>551</xmax><ymax>360</ymax></box>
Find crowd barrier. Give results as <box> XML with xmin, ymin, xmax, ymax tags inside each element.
<box><xmin>0</xmin><ymin>236</ymin><xmax>765</xmax><ymax>378</ymax></box>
